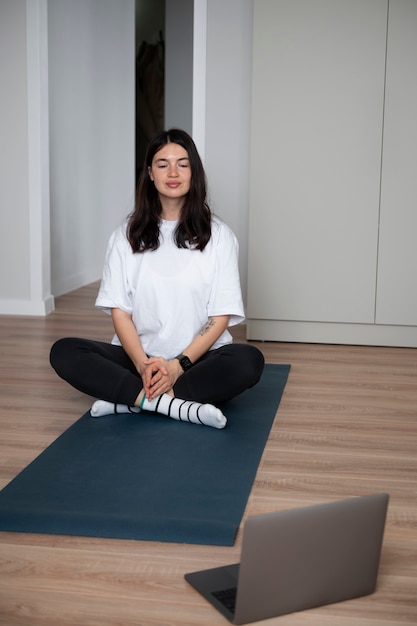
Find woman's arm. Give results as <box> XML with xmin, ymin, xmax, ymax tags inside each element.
<box><xmin>111</xmin><ymin>308</ymin><xmax>149</xmax><ymax>376</ymax></box>
<box><xmin>144</xmin><ymin>314</ymin><xmax>230</xmax><ymax>400</ymax></box>
<box><xmin>181</xmin><ymin>314</ymin><xmax>230</xmax><ymax>364</ymax></box>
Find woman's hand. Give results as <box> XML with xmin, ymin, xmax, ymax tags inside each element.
<box><xmin>142</xmin><ymin>356</ymin><xmax>183</xmax><ymax>401</ymax></box>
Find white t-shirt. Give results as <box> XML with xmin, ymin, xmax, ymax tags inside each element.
<box><xmin>95</xmin><ymin>216</ymin><xmax>245</xmax><ymax>359</ymax></box>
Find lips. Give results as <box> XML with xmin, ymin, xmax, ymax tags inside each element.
<box><xmin>166</xmin><ymin>183</ymin><xmax>181</xmax><ymax>188</ymax></box>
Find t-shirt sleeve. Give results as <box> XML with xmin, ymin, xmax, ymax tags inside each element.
<box><xmin>95</xmin><ymin>226</ymin><xmax>133</xmax><ymax>315</ymax></box>
<box><xmin>208</xmin><ymin>221</ymin><xmax>245</xmax><ymax>326</ymax></box>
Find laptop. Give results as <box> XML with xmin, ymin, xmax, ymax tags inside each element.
<box><xmin>185</xmin><ymin>493</ymin><xmax>389</xmax><ymax>624</ymax></box>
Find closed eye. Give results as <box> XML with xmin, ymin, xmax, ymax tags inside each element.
<box><xmin>154</xmin><ymin>158</ymin><xmax>190</xmax><ymax>169</ymax></box>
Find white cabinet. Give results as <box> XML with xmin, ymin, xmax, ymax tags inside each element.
<box><xmin>247</xmin><ymin>0</ymin><xmax>417</xmax><ymax>346</ymax></box>
<box><xmin>376</xmin><ymin>0</ymin><xmax>417</xmax><ymax>327</ymax></box>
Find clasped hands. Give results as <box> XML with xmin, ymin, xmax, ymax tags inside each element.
<box><xmin>140</xmin><ymin>356</ymin><xmax>182</xmax><ymax>401</ymax></box>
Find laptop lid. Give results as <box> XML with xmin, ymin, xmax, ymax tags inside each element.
<box><xmin>185</xmin><ymin>493</ymin><xmax>389</xmax><ymax>624</ymax></box>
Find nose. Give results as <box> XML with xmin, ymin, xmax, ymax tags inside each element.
<box><xmin>168</xmin><ymin>163</ymin><xmax>179</xmax><ymax>177</ymax></box>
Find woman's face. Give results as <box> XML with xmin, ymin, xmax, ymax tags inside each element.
<box><xmin>149</xmin><ymin>143</ymin><xmax>192</xmax><ymax>205</ymax></box>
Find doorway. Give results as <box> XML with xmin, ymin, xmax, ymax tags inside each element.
<box><xmin>135</xmin><ymin>0</ymin><xmax>194</xmax><ymax>181</ymax></box>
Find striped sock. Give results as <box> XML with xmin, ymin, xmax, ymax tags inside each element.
<box><xmin>140</xmin><ymin>393</ymin><xmax>226</xmax><ymax>429</ymax></box>
<box><xmin>90</xmin><ymin>400</ymin><xmax>141</xmax><ymax>418</ymax></box>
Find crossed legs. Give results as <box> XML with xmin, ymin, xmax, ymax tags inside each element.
<box><xmin>50</xmin><ymin>338</ymin><xmax>264</xmax><ymax>428</ymax></box>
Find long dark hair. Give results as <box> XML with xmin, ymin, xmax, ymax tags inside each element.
<box><xmin>127</xmin><ymin>129</ymin><xmax>212</xmax><ymax>252</ymax></box>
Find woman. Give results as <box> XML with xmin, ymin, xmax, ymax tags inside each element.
<box><xmin>50</xmin><ymin>129</ymin><xmax>264</xmax><ymax>429</ymax></box>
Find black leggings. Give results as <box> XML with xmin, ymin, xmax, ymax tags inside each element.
<box><xmin>50</xmin><ymin>337</ymin><xmax>265</xmax><ymax>406</ymax></box>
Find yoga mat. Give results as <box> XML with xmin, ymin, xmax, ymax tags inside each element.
<box><xmin>0</xmin><ymin>364</ymin><xmax>290</xmax><ymax>546</ymax></box>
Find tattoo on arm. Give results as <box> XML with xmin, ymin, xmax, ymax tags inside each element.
<box><xmin>199</xmin><ymin>318</ymin><xmax>215</xmax><ymax>336</ymax></box>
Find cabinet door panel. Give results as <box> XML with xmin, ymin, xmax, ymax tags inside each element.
<box><xmin>376</xmin><ymin>0</ymin><xmax>417</xmax><ymax>327</ymax></box>
<box><xmin>248</xmin><ymin>0</ymin><xmax>387</xmax><ymax>324</ymax></box>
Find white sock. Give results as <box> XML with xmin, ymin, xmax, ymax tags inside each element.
<box><xmin>140</xmin><ymin>393</ymin><xmax>227</xmax><ymax>429</ymax></box>
<box><xmin>90</xmin><ymin>400</ymin><xmax>141</xmax><ymax>418</ymax></box>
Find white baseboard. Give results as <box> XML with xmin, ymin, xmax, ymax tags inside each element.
<box><xmin>246</xmin><ymin>319</ymin><xmax>417</xmax><ymax>348</ymax></box>
<box><xmin>0</xmin><ymin>294</ymin><xmax>55</xmax><ymax>316</ymax></box>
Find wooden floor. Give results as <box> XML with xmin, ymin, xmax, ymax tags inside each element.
<box><xmin>0</xmin><ymin>283</ymin><xmax>416</xmax><ymax>626</ymax></box>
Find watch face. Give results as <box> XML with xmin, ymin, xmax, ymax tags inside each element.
<box><xmin>180</xmin><ymin>356</ymin><xmax>193</xmax><ymax>371</ymax></box>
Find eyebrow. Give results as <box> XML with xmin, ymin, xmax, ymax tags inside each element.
<box><xmin>154</xmin><ymin>157</ymin><xmax>190</xmax><ymax>163</ymax></box>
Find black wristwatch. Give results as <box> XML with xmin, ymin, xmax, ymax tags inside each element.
<box><xmin>175</xmin><ymin>353</ymin><xmax>193</xmax><ymax>372</ymax></box>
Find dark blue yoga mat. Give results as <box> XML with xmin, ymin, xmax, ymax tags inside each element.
<box><xmin>0</xmin><ymin>364</ymin><xmax>290</xmax><ymax>546</ymax></box>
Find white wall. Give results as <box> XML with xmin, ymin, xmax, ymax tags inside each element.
<box><xmin>0</xmin><ymin>0</ymin><xmax>53</xmax><ymax>315</ymax></box>
<box><xmin>204</xmin><ymin>0</ymin><xmax>253</xmax><ymax>303</ymax></box>
<box><xmin>0</xmin><ymin>0</ymin><xmax>30</xmax><ymax>302</ymax></box>
<box><xmin>48</xmin><ymin>0</ymin><xmax>135</xmax><ymax>297</ymax></box>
